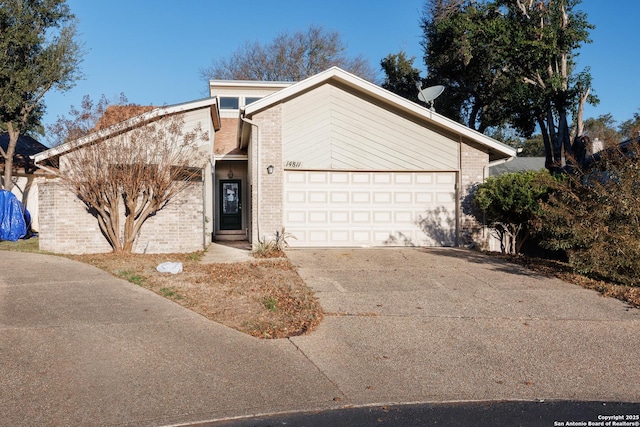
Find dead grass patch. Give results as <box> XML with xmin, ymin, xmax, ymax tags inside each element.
<box><xmin>71</xmin><ymin>252</ymin><xmax>323</xmax><ymax>339</ymax></box>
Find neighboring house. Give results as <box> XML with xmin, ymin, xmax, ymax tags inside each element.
<box><xmin>489</xmin><ymin>157</ymin><xmax>546</xmax><ymax>176</ymax></box>
<box><xmin>33</xmin><ymin>67</ymin><xmax>516</xmax><ymax>254</ymax></box>
<box><xmin>0</xmin><ymin>133</ymin><xmax>48</xmax><ymax>231</ymax></box>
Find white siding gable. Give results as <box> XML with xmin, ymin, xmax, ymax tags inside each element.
<box><xmin>282</xmin><ymin>83</ymin><xmax>459</xmax><ymax>171</ymax></box>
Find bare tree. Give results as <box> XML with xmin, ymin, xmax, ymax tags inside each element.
<box><xmin>46</xmin><ymin>93</ymin><xmax>134</xmax><ymax>146</ymax></box>
<box><xmin>58</xmin><ymin>111</ymin><xmax>208</xmax><ymax>254</ymax></box>
<box><xmin>201</xmin><ymin>25</ymin><xmax>378</xmax><ymax>82</ymax></box>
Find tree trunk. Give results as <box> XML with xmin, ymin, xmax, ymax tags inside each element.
<box><xmin>468</xmin><ymin>102</ymin><xmax>480</xmax><ymax>131</ymax></box>
<box><xmin>2</xmin><ymin>122</ymin><xmax>19</xmax><ymax>191</ymax></box>
<box><xmin>558</xmin><ymin>109</ymin><xmax>572</xmax><ymax>160</ymax></box>
<box><xmin>575</xmin><ymin>86</ymin><xmax>589</xmax><ymax>138</ymax></box>
<box><xmin>539</xmin><ymin>116</ymin><xmax>553</xmax><ymax>171</ymax></box>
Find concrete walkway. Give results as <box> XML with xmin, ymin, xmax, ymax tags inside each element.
<box><xmin>199</xmin><ymin>241</ymin><xmax>253</xmax><ymax>264</ymax></box>
<box><xmin>1</xmin><ymin>248</ymin><xmax>639</xmax><ymax>426</ymax></box>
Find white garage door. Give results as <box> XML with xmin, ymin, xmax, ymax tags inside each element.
<box><xmin>283</xmin><ymin>171</ymin><xmax>457</xmax><ymax>247</ymax></box>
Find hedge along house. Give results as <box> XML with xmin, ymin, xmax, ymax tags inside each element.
<box><xmin>235</xmin><ymin>67</ymin><xmax>516</xmax><ymax>248</ymax></box>
<box><xmin>32</xmin><ymin>98</ymin><xmax>221</xmax><ymax>254</ymax></box>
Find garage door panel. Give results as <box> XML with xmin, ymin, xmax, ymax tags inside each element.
<box><xmin>308</xmin><ymin>192</ymin><xmax>327</xmax><ymax>203</ymax></box>
<box><xmin>309</xmin><ymin>172</ymin><xmax>328</xmax><ymax>183</ymax></box>
<box><xmin>286</xmin><ymin>211</ymin><xmax>306</xmax><ymax>223</ymax></box>
<box><xmin>436</xmin><ymin>192</ymin><xmax>455</xmax><ymax>204</ymax></box>
<box><xmin>308</xmin><ymin>211</ymin><xmax>328</xmax><ymax>223</ymax></box>
<box><xmin>331</xmin><ymin>192</ymin><xmax>349</xmax><ymax>203</ymax></box>
<box><xmin>373</xmin><ymin>173</ymin><xmax>392</xmax><ymax>184</ymax></box>
<box><xmin>284</xmin><ymin>171</ymin><xmax>456</xmax><ymax>247</ymax></box>
<box><xmin>373</xmin><ymin>192</ymin><xmax>392</xmax><ymax>203</ymax></box>
<box><xmin>373</xmin><ymin>211</ymin><xmax>392</xmax><ymax>222</ymax></box>
<box><xmin>286</xmin><ymin>171</ymin><xmax>306</xmax><ymax>183</ymax></box>
<box><xmin>436</xmin><ymin>173</ymin><xmax>455</xmax><ymax>184</ymax></box>
<box><xmin>330</xmin><ymin>172</ymin><xmax>349</xmax><ymax>184</ymax></box>
<box><xmin>286</xmin><ymin>191</ymin><xmax>306</xmax><ymax>203</ymax></box>
<box><xmin>330</xmin><ymin>230</ymin><xmax>350</xmax><ymax>243</ymax></box>
<box><xmin>394</xmin><ymin>174</ymin><xmax>412</xmax><ymax>184</ymax></box>
<box><xmin>416</xmin><ymin>174</ymin><xmax>434</xmax><ymax>184</ymax></box>
<box><xmin>352</xmin><ymin>174</ymin><xmax>370</xmax><ymax>184</ymax></box>
<box><xmin>352</xmin><ymin>211</ymin><xmax>370</xmax><ymax>222</ymax></box>
<box><xmin>415</xmin><ymin>192</ymin><xmax>433</xmax><ymax>203</ymax></box>
<box><xmin>352</xmin><ymin>192</ymin><xmax>370</xmax><ymax>203</ymax></box>
<box><xmin>308</xmin><ymin>230</ymin><xmax>329</xmax><ymax>242</ymax></box>
<box><xmin>394</xmin><ymin>211</ymin><xmax>413</xmax><ymax>222</ymax></box>
<box><xmin>394</xmin><ymin>192</ymin><xmax>413</xmax><ymax>203</ymax></box>
<box><xmin>330</xmin><ymin>211</ymin><xmax>349</xmax><ymax>222</ymax></box>
<box><xmin>352</xmin><ymin>230</ymin><xmax>371</xmax><ymax>243</ymax></box>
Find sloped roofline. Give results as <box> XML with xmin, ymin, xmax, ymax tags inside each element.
<box><xmin>33</xmin><ymin>97</ymin><xmax>221</xmax><ymax>163</ymax></box>
<box><xmin>209</xmin><ymin>79</ymin><xmax>293</xmax><ymax>90</ymax></box>
<box><xmin>241</xmin><ymin>66</ymin><xmax>516</xmax><ymax>160</ymax></box>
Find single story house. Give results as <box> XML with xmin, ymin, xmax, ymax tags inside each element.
<box><xmin>33</xmin><ymin>67</ymin><xmax>516</xmax><ymax>254</ymax></box>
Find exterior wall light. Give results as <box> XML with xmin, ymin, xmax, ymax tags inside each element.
<box><xmin>266</xmin><ymin>165</ymin><xmax>274</xmax><ymax>174</ymax></box>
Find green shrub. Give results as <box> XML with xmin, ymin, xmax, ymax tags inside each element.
<box><xmin>467</xmin><ymin>170</ymin><xmax>554</xmax><ymax>254</ymax></box>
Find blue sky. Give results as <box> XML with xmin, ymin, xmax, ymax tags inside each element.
<box><xmin>42</xmin><ymin>0</ymin><xmax>640</xmax><ymax>139</ymax></box>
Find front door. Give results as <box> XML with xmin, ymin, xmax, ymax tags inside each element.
<box><xmin>220</xmin><ymin>180</ymin><xmax>242</xmax><ymax>230</ymax></box>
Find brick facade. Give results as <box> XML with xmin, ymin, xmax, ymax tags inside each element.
<box><xmin>249</xmin><ymin>105</ymin><xmax>283</xmax><ymax>246</ymax></box>
<box><xmin>459</xmin><ymin>140</ymin><xmax>489</xmax><ymax>246</ymax></box>
<box><xmin>39</xmin><ymin>179</ymin><xmax>205</xmax><ymax>254</ymax></box>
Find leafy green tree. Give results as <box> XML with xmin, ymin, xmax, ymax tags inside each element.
<box><xmin>421</xmin><ymin>0</ymin><xmax>515</xmax><ymax>132</ymax></box>
<box><xmin>468</xmin><ymin>170</ymin><xmax>553</xmax><ymax>254</ymax></box>
<box><xmin>516</xmin><ymin>134</ymin><xmax>546</xmax><ymax>157</ymax></box>
<box><xmin>0</xmin><ymin>0</ymin><xmax>83</xmax><ymax>190</ymax></box>
<box><xmin>498</xmin><ymin>0</ymin><xmax>597</xmax><ymax>172</ymax></box>
<box><xmin>380</xmin><ymin>51</ymin><xmax>422</xmax><ymax>103</ymax></box>
<box><xmin>421</xmin><ymin>0</ymin><xmax>597</xmax><ymax>172</ymax></box>
<box><xmin>201</xmin><ymin>25</ymin><xmax>377</xmax><ymax>83</ymax></box>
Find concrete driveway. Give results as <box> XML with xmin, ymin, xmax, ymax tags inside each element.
<box><xmin>287</xmin><ymin>247</ymin><xmax>640</xmax><ymax>404</ymax></box>
<box><xmin>1</xmin><ymin>248</ymin><xmax>639</xmax><ymax>426</ymax></box>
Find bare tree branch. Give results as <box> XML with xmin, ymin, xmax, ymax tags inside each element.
<box><xmin>58</xmin><ymin>111</ymin><xmax>208</xmax><ymax>253</ymax></box>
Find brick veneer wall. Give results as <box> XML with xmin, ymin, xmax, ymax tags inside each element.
<box><xmin>459</xmin><ymin>140</ymin><xmax>489</xmax><ymax>246</ymax></box>
<box><xmin>38</xmin><ymin>179</ymin><xmax>204</xmax><ymax>254</ymax></box>
<box><xmin>249</xmin><ymin>104</ymin><xmax>283</xmax><ymax>246</ymax></box>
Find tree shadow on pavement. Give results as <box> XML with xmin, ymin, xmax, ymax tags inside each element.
<box><xmin>416</xmin><ymin>246</ymin><xmax>556</xmax><ymax>279</ymax></box>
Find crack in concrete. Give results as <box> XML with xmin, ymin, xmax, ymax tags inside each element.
<box><xmin>286</xmin><ymin>337</ymin><xmax>348</xmax><ymax>402</ymax></box>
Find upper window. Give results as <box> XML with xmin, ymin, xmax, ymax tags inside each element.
<box><xmin>245</xmin><ymin>97</ymin><xmax>262</xmax><ymax>106</ymax></box>
<box><xmin>220</xmin><ymin>97</ymin><xmax>240</xmax><ymax>110</ymax></box>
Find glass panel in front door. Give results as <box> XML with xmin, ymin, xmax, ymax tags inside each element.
<box><xmin>220</xmin><ymin>180</ymin><xmax>242</xmax><ymax>230</ymax></box>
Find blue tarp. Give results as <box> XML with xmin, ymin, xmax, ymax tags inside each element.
<box><xmin>0</xmin><ymin>190</ymin><xmax>27</xmax><ymax>241</ymax></box>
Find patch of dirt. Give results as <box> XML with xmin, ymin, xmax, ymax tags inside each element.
<box><xmin>72</xmin><ymin>252</ymin><xmax>323</xmax><ymax>339</ymax></box>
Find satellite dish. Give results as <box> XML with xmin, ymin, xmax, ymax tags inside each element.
<box><xmin>417</xmin><ymin>84</ymin><xmax>445</xmax><ymax>111</ymax></box>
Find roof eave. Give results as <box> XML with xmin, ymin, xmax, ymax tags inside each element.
<box><xmin>33</xmin><ymin>97</ymin><xmax>220</xmax><ymax>163</ymax></box>
<box><xmin>243</xmin><ymin>67</ymin><xmax>516</xmax><ymax>160</ymax></box>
